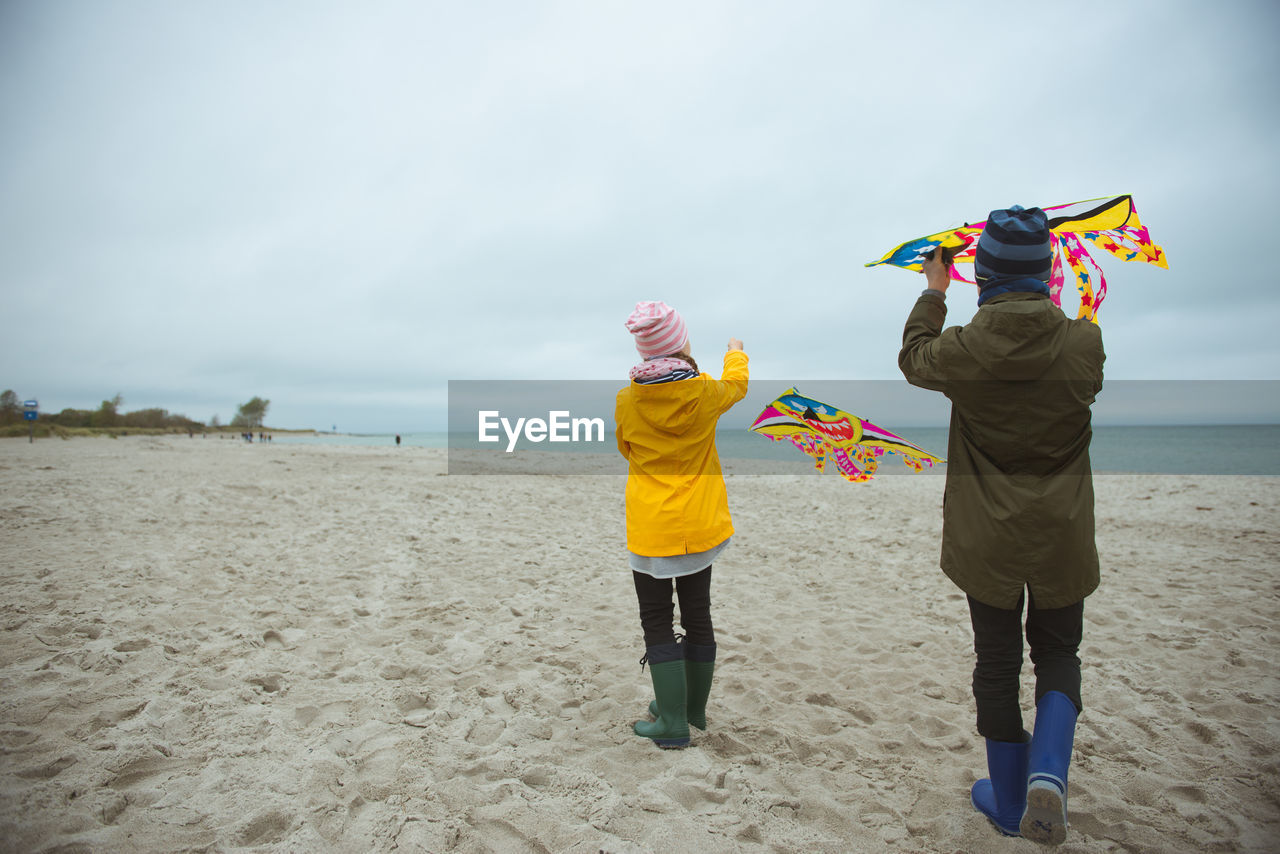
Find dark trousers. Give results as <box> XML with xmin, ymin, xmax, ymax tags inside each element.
<box><xmin>633</xmin><ymin>566</ymin><xmax>714</xmax><ymax>648</ymax></box>
<box><xmin>967</xmin><ymin>590</ymin><xmax>1084</xmax><ymax>743</ymax></box>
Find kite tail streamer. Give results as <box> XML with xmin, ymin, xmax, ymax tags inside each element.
<box><xmin>1049</xmin><ymin>235</ymin><xmax>1068</xmax><ymax>307</ymax></box>
<box><xmin>800</xmin><ymin>434</ymin><xmax>830</xmax><ymax>474</ymax></box>
<box><xmin>854</xmin><ymin>447</ymin><xmax>879</xmax><ymax>477</ymax></box>
<box><xmin>1058</xmin><ymin>233</ymin><xmax>1108</xmax><ymax>323</ymax></box>
<box><xmin>1087</xmin><ymin>226</ymin><xmax>1167</xmax><ymax>269</ymax></box>
<box><xmin>832</xmin><ymin>447</ymin><xmax>870</xmax><ymax>482</ymax></box>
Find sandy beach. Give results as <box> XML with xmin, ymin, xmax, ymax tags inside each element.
<box><xmin>0</xmin><ymin>435</ymin><xmax>1276</xmax><ymax>852</ymax></box>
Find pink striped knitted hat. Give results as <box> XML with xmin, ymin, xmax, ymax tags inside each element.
<box><xmin>624</xmin><ymin>301</ymin><xmax>689</xmax><ymax>359</ymax></box>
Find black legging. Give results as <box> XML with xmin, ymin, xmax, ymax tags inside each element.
<box><xmin>633</xmin><ymin>566</ymin><xmax>714</xmax><ymax>647</ymax></box>
<box><xmin>967</xmin><ymin>590</ymin><xmax>1083</xmax><ymax>743</ymax></box>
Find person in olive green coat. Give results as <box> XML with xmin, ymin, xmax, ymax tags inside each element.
<box><xmin>898</xmin><ymin>206</ymin><xmax>1104</xmax><ymax>844</ymax></box>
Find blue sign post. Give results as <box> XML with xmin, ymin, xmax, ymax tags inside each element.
<box><xmin>23</xmin><ymin>400</ymin><xmax>37</xmax><ymax>442</ymax></box>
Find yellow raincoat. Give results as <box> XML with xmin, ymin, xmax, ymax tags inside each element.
<box><xmin>615</xmin><ymin>350</ymin><xmax>749</xmax><ymax>556</ymax></box>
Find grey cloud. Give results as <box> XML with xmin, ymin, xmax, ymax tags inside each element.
<box><xmin>2</xmin><ymin>1</ymin><xmax>1277</xmax><ymax>433</ymax></box>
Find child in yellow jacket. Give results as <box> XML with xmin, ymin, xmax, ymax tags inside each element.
<box><xmin>615</xmin><ymin>300</ymin><xmax>748</xmax><ymax>748</ymax></box>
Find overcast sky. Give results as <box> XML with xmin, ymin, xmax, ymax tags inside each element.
<box><xmin>2</xmin><ymin>1</ymin><xmax>1278</xmax><ymax>432</ymax></box>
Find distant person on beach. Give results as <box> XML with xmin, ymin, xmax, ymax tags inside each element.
<box><xmin>395</xmin><ymin>434</ymin><xmax>401</xmax><ymax>446</ymax></box>
<box><xmin>615</xmin><ymin>301</ymin><xmax>748</xmax><ymax>749</ymax></box>
<box><xmin>898</xmin><ymin>206</ymin><xmax>1105</xmax><ymax>844</ymax></box>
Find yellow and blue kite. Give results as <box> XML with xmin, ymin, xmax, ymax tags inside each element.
<box><xmin>866</xmin><ymin>194</ymin><xmax>1167</xmax><ymax>323</ymax></box>
<box><xmin>749</xmin><ymin>388</ymin><xmax>943</xmax><ymax>482</ymax></box>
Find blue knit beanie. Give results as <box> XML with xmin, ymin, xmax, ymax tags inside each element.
<box><xmin>974</xmin><ymin>205</ymin><xmax>1052</xmax><ymax>285</ymax></box>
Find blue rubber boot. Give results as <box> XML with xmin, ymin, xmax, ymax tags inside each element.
<box><xmin>971</xmin><ymin>734</ymin><xmax>1030</xmax><ymax>836</ymax></box>
<box><xmin>1020</xmin><ymin>691</ymin><xmax>1078</xmax><ymax>845</ymax></box>
<box><xmin>633</xmin><ymin>643</ymin><xmax>689</xmax><ymax>749</ymax></box>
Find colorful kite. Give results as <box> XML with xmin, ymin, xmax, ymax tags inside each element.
<box><xmin>749</xmin><ymin>388</ymin><xmax>944</xmax><ymax>482</ymax></box>
<box><xmin>865</xmin><ymin>195</ymin><xmax>1167</xmax><ymax>323</ymax></box>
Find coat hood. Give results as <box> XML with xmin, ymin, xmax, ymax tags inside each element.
<box><xmin>962</xmin><ymin>294</ymin><xmax>1073</xmax><ymax>381</ymax></box>
<box><xmin>626</xmin><ymin>378</ymin><xmax>708</xmax><ymax>435</ymax></box>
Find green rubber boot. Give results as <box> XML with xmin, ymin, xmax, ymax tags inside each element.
<box><xmin>648</xmin><ymin>641</ymin><xmax>716</xmax><ymax>730</ymax></box>
<box><xmin>683</xmin><ymin>641</ymin><xmax>716</xmax><ymax>730</ymax></box>
<box><xmin>634</xmin><ymin>643</ymin><xmax>689</xmax><ymax>749</ymax></box>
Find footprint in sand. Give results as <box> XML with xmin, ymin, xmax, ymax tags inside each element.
<box><xmin>702</xmin><ymin>731</ymin><xmax>752</xmax><ymax>758</ymax></box>
<box><xmin>238</xmin><ymin>811</ymin><xmax>293</xmax><ymax>846</ymax></box>
<box><xmin>108</xmin><ymin>755</ymin><xmax>189</xmax><ymax>790</ymax></box>
<box><xmin>16</xmin><ymin>755</ymin><xmax>75</xmax><ymax>780</ymax></box>
<box><xmin>463</xmin><ymin>814</ymin><xmax>544</xmax><ymax>852</ymax></box>
<box><xmin>295</xmin><ymin>701</ymin><xmax>350</xmax><ymax>728</ymax></box>
<box><xmin>466</xmin><ymin>718</ymin><xmax>506</xmax><ymax>746</ymax></box>
<box><xmin>396</xmin><ymin>692</ymin><xmax>437</xmax><ymax>727</ymax></box>
<box><xmin>246</xmin><ymin>674</ymin><xmax>283</xmax><ymax>693</ymax></box>
<box><xmin>113</xmin><ymin>639</ymin><xmax>150</xmax><ymax>652</ymax></box>
<box><xmin>666</xmin><ymin>779</ymin><xmax>731</xmax><ymax>811</ymax></box>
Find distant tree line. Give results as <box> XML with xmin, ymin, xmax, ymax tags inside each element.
<box><xmin>230</xmin><ymin>396</ymin><xmax>270</xmax><ymax>429</ymax></box>
<box><xmin>0</xmin><ymin>389</ymin><xmax>271</xmax><ymax>432</ymax></box>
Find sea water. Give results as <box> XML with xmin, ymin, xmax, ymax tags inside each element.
<box><xmin>275</xmin><ymin>425</ymin><xmax>1280</xmax><ymax>475</ymax></box>
<box><xmin>714</xmin><ymin>425</ymin><xmax>1280</xmax><ymax>475</ymax></box>
<box><xmin>271</xmin><ymin>432</ymin><xmax>451</xmax><ymax>449</ymax></box>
